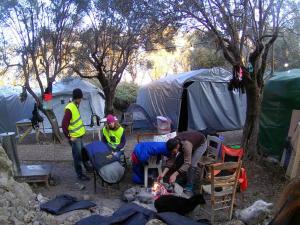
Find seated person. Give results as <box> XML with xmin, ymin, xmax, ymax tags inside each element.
<box><xmin>159</xmin><ymin>131</ymin><xmax>206</xmax><ymax>191</ymax></box>
<box><xmin>102</xmin><ymin>114</ymin><xmax>126</xmax><ymax>158</ymax></box>
<box><xmin>131</xmin><ymin>142</ymin><xmax>170</xmax><ymax>184</ymax></box>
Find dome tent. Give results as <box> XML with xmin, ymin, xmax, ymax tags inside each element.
<box><xmin>137</xmin><ymin>67</ymin><xmax>246</xmax><ymax>131</ymax></box>
<box><xmin>42</xmin><ymin>78</ymin><xmax>105</xmax><ymax>129</ymax></box>
<box><xmin>0</xmin><ymin>78</ymin><xmax>105</xmax><ymax>133</ymax></box>
<box><xmin>259</xmin><ymin>69</ymin><xmax>300</xmax><ymax>158</ymax></box>
<box><xmin>0</xmin><ymin>86</ymin><xmax>35</xmax><ymax>133</ymax></box>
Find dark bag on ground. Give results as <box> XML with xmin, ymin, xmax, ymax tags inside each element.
<box><xmin>40</xmin><ymin>194</ymin><xmax>96</xmax><ymax>215</ymax></box>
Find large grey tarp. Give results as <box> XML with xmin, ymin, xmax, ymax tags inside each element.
<box><xmin>137</xmin><ymin>67</ymin><xmax>246</xmax><ymax>131</ymax></box>
<box><xmin>0</xmin><ymin>78</ymin><xmax>105</xmax><ymax>133</ymax></box>
<box><xmin>0</xmin><ymin>87</ymin><xmax>35</xmax><ymax>133</ymax></box>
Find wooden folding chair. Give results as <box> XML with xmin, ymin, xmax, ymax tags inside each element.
<box><xmin>201</xmin><ymin>161</ymin><xmax>242</xmax><ymax>223</ymax></box>
<box><xmin>122</xmin><ymin>112</ymin><xmax>134</xmax><ymax>135</ymax></box>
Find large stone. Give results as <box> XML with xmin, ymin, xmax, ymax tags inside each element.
<box><xmin>98</xmin><ymin>206</ymin><xmax>114</xmax><ymax>216</ymax></box>
<box><xmin>216</xmin><ymin>220</ymin><xmax>245</xmax><ymax>225</ymax></box>
<box><xmin>23</xmin><ymin>211</ymin><xmax>36</xmax><ymax>223</ymax></box>
<box><xmin>235</xmin><ymin>200</ymin><xmax>273</xmax><ymax>225</ymax></box>
<box><xmin>146</xmin><ymin>219</ymin><xmax>167</xmax><ymax>225</ymax></box>
<box><xmin>136</xmin><ymin>190</ymin><xmax>154</xmax><ymax>204</ymax></box>
<box><xmin>37</xmin><ymin>193</ymin><xmax>49</xmax><ymax>204</ymax></box>
<box><xmin>0</xmin><ymin>146</ymin><xmax>13</xmax><ymax>177</ymax></box>
<box><xmin>123</xmin><ymin>187</ymin><xmax>140</xmax><ymax>202</ymax></box>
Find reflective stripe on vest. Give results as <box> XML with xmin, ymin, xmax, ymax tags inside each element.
<box><xmin>102</xmin><ymin>126</ymin><xmax>124</xmax><ymax>149</ymax></box>
<box><xmin>65</xmin><ymin>102</ymin><xmax>86</xmax><ymax>138</ymax></box>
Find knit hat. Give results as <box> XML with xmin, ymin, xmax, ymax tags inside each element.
<box><xmin>72</xmin><ymin>88</ymin><xmax>83</xmax><ymax>100</ymax></box>
<box><xmin>106</xmin><ymin>114</ymin><xmax>116</xmax><ymax>124</ymax></box>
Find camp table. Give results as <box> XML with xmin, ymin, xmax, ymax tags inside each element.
<box><xmin>16</xmin><ymin>119</ymin><xmax>45</xmax><ymax>143</ymax></box>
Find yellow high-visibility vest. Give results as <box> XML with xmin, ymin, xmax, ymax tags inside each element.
<box><xmin>65</xmin><ymin>102</ymin><xmax>86</xmax><ymax>138</ymax></box>
<box><xmin>102</xmin><ymin>126</ymin><xmax>124</xmax><ymax>149</ymax></box>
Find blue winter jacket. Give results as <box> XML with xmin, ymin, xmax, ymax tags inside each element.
<box><xmin>133</xmin><ymin>142</ymin><xmax>170</xmax><ymax>163</ymax></box>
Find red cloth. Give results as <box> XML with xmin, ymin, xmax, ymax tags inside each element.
<box><xmin>43</xmin><ymin>93</ymin><xmax>53</xmax><ymax>101</ymax></box>
<box><xmin>131</xmin><ymin>152</ymin><xmax>139</xmax><ymax>165</ymax></box>
<box><xmin>239</xmin><ymin>167</ymin><xmax>248</xmax><ymax>192</ymax></box>
<box><xmin>62</xmin><ymin>109</ymin><xmax>72</xmax><ymax>139</ymax></box>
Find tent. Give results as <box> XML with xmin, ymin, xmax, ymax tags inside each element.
<box><xmin>136</xmin><ymin>67</ymin><xmax>246</xmax><ymax>131</ymax></box>
<box><xmin>0</xmin><ymin>78</ymin><xmax>105</xmax><ymax>133</ymax></box>
<box><xmin>0</xmin><ymin>87</ymin><xmax>35</xmax><ymax>133</ymax></box>
<box><xmin>42</xmin><ymin>78</ymin><xmax>105</xmax><ymax>129</ymax></box>
<box><xmin>259</xmin><ymin>69</ymin><xmax>300</xmax><ymax>158</ymax></box>
<box><xmin>125</xmin><ymin>103</ymin><xmax>156</xmax><ymax>130</ymax></box>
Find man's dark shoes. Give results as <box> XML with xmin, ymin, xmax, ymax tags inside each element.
<box><xmin>78</xmin><ymin>174</ymin><xmax>90</xmax><ymax>181</ymax></box>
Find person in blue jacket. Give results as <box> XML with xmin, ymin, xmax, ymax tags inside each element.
<box><xmin>131</xmin><ymin>142</ymin><xmax>170</xmax><ymax>184</ymax></box>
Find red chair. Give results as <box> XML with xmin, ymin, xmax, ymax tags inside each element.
<box><xmin>213</xmin><ymin>145</ymin><xmax>248</xmax><ymax>192</ymax></box>
<box><xmin>221</xmin><ymin>145</ymin><xmax>244</xmax><ymax>162</ymax></box>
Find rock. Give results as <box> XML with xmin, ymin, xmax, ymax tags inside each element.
<box><xmin>0</xmin><ymin>146</ymin><xmax>13</xmax><ymax>177</ymax></box>
<box><xmin>236</xmin><ymin>200</ymin><xmax>273</xmax><ymax>225</ymax></box>
<box><xmin>0</xmin><ymin>146</ymin><xmax>118</xmax><ymax>225</ymax></box>
<box><xmin>82</xmin><ymin>194</ymin><xmax>91</xmax><ymax>201</ymax></box>
<box><xmin>123</xmin><ymin>187</ymin><xmax>140</xmax><ymax>202</ymax></box>
<box><xmin>0</xmin><ymin>198</ymin><xmax>10</xmax><ymax>207</ymax></box>
<box><xmin>136</xmin><ymin>190</ymin><xmax>154</xmax><ymax>204</ymax></box>
<box><xmin>24</xmin><ymin>211</ymin><xmax>35</xmax><ymax>223</ymax></box>
<box><xmin>146</xmin><ymin>219</ymin><xmax>167</xmax><ymax>225</ymax></box>
<box><xmin>99</xmin><ymin>206</ymin><xmax>114</xmax><ymax>216</ymax></box>
<box><xmin>75</xmin><ymin>183</ymin><xmax>86</xmax><ymax>190</ymax></box>
<box><xmin>37</xmin><ymin>193</ymin><xmax>49</xmax><ymax>204</ymax></box>
<box><xmin>216</xmin><ymin>220</ymin><xmax>245</xmax><ymax>225</ymax></box>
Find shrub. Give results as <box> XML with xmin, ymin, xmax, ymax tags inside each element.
<box><xmin>114</xmin><ymin>82</ymin><xmax>139</xmax><ymax>111</ymax></box>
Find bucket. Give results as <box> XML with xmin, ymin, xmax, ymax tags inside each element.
<box><xmin>156</xmin><ymin>116</ymin><xmax>171</xmax><ymax>134</ymax></box>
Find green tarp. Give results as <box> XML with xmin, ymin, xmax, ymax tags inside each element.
<box><xmin>259</xmin><ymin>69</ymin><xmax>300</xmax><ymax>158</ymax></box>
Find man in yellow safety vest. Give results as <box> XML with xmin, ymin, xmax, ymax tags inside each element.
<box><xmin>62</xmin><ymin>88</ymin><xmax>90</xmax><ymax>181</ymax></box>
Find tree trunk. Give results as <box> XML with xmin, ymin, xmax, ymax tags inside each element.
<box><xmin>242</xmin><ymin>80</ymin><xmax>263</xmax><ymax>158</ymax></box>
<box><xmin>25</xmin><ymin>84</ymin><xmax>63</xmax><ymax>143</ymax></box>
<box><xmin>103</xmin><ymin>87</ymin><xmax>116</xmax><ymax>115</ymax></box>
<box><xmin>41</xmin><ymin>108</ymin><xmax>63</xmax><ymax>143</ymax></box>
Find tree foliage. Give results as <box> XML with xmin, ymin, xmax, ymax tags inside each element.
<box><xmin>73</xmin><ymin>0</ymin><xmax>177</xmax><ymax>114</ymax></box>
<box><xmin>147</xmin><ymin>0</ymin><xmax>295</xmax><ymax>156</ymax></box>
<box><xmin>0</xmin><ymin>0</ymin><xmax>83</xmax><ymax>142</ymax></box>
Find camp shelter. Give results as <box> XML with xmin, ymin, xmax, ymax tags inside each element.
<box><xmin>0</xmin><ymin>78</ymin><xmax>105</xmax><ymax>133</ymax></box>
<box><xmin>136</xmin><ymin>67</ymin><xmax>246</xmax><ymax>131</ymax></box>
<box><xmin>259</xmin><ymin>69</ymin><xmax>300</xmax><ymax>158</ymax></box>
<box><xmin>125</xmin><ymin>103</ymin><xmax>156</xmax><ymax>130</ymax></box>
<box><xmin>0</xmin><ymin>86</ymin><xmax>35</xmax><ymax>133</ymax></box>
<box><xmin>42</xmin><ymin>78</ymin><xmax>105</xmax><ymax>129</ymax></box>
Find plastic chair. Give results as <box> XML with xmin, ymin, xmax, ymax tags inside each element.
<box><xmin>221</xmin><ymin>145</ymin><xmax>244</xmax><ymax>162</ymax></box>
<box><xmin>144</xmin><ymin>156</ymin><xmax>163</xmax><ymax>188</ymax></box>
<box><xmin>136</xmin><ymin>132</ymin><xmax>176</xmax><ymax>187</ymax></box>
<box><xmin>198</xmin><ymin>135</ymin><xmax>223</xmax><ymax>179</ymax></box>
<box><xmin>201</xmin><ymin>161</ymin><xmax>242</xmax><ymax>223</ymax></box>
<box><xmin>121</xmin><ymin>112</ymin><xmax>133</xmax><ymax>135</ymax></box>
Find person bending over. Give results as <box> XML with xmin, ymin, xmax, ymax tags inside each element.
<box><xmin>159</xmin><ymin>131</ymin><xmax>206</xmax><ymax>191</ymax></box>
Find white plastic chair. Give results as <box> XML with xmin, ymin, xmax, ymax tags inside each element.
<box><xmin>144</xmin><ymin>156</ymin><xmax>163</xmax><ymax>187</ymax></box>
<box><xmin>137</xmin><ymin>132</ymin><xmax>176</xmax><ymax>187</ymax></box>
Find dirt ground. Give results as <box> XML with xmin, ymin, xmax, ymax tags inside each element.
<box><xmin>17</xmin><ymin>130</ymin><xmax>288</xmax><ymax>223</ymax></box>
